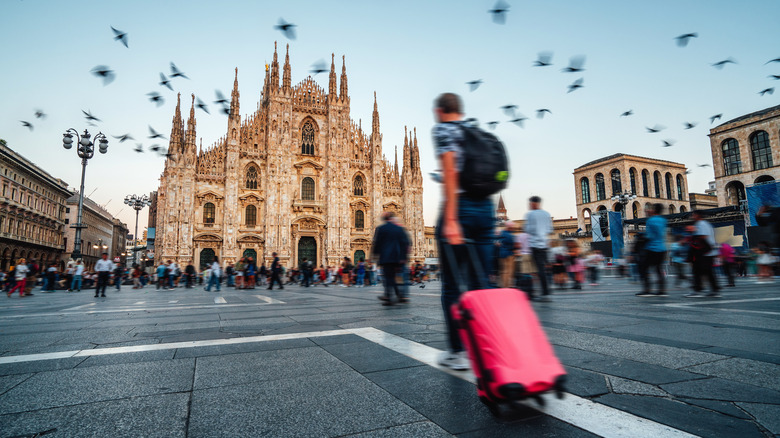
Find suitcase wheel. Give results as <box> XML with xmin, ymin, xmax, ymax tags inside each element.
<box><xmin>479</xmin><ymin>396</ymin><xmax>501</xmax><ymax>417</ymax></box>
<box><xmin>554</xmin><ymin>375</ymin><xmax>567</xmax><ymax>399</ymax></box>
<box><xmin>533</xmin><ymin>394</ymin><xmax>546</xmax><ymax>407</ymax></box>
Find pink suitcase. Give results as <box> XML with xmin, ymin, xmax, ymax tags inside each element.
<box><xmin>452</xmin><ymin>287</ymin><xmax>566</xmax><ymax>416</ymax></box>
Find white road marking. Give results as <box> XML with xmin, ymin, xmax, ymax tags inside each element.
<box><xmin>0</xmin><ymin>302</ymin><xmax>278</xmax><ymax>319</ymax></box>
<box><xmin>255</xmin><ymin>294</ymin><xmax>285</xmax><ymax>304</ymax></box>
<box><xmin>133</xmin><ymin>301</ymin><xmax>146</xmax><ymax>305</ymax></box>
<box><xmin>168</xmin><ymin>300</ymin><xmax>178</xmax><ymax>304</ymax></box>
<box><xmin>214</xmin><ymin>297</ymin><xmax>227</xmax><ymax>304</ymax></box>
<box><xmin>61</xmin><ymin>303</ymin><xmax>96</xmax><ymax>311</ymax></box>
<box><xmin>0</xmin><ymin>326</ymin><xmax>699</xmax><ymax>437</ymax></box>
<box><xmin>658</xmin><ymin>297</ymin><xmax>780</xmax><ymax>316</ymax></box>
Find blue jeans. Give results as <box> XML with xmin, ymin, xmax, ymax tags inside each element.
<box><xmin>71</xmin><ymin>275</ymin><xmax>82</xmax><ymax>291</ymax></box>
<box><xmin>206</xmin><ymin>274</ymin><xmax>221</xmax><ymax>291</ymax></box>
<box><xmin>356</xmin><ymin>272</ymin><xmax>364</xmax><ymax>286</ymax></box>
<box><xmin>437</xmin><ymin>196</ymin><xmax>495</xmax><ymax>353</ymax></box>
<box><xmin>226</xmin><ymin>274</ymin><xmax>235</xmax><ymax>287</ymax></box>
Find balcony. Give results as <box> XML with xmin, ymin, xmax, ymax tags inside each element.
<box><xmin>293</xmin><ymin>199</ymin><xmax>325</xmax><ymax>213</ymax></box>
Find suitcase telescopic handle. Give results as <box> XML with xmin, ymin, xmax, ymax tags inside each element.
<box><xmin>440</xmin><ymin>239</ymin><xmax>488</xmax><ymax>294</ymax></box>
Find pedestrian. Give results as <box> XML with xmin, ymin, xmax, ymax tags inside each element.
<box><xmin>156</xmin><ymin>262</ymin><xmax>167</xmax><ymax>290</ymax></box>
<box><xmin>755</xmin><ymin>242</ymin><xmax>775</xmax><ymax>283</ymax></box>
<box><xmin>205</xmin><ymin>256</ymin><xmax>222</xmax><ymax>292</ymax></box>
<box><xmin>226</xmin><ymin>262</ymin><xmax>236</xmax><ymax>288</ymax></box>
<box><xmin>637</xmin><ymin>203</ymin><xmax>667</xmax><ymax>297</ymax></box>
<box><xmin>44</xmin><ymin>262</ymin><xmax>57</xmax><ymax>292</ymax></box>
<box><xmin>299</xmin><ymin>257</ymin><xmax>311</xmax><ymax>287</ymax></box>
<box><xmin>669</xmin><ymin>235</ymin><xmax>688</xmax><ymax>287</ymax></box>
<box><xmin>113</xmin><ymin>261</ymin><xmax>124</xmax><ymax>291</ymax></box>
<box><xmin>525</xmin><ymin>196</ymin><xmax>553</xmax><ymax>301</ymax></box>
<box><xmin>258</xmin><ymin>261</ymin><xmax>267</xmax><ymax>287</ymax></box>
<box><xmin>341</xmin><ymin>257</ymin><xmax>353</xmax><ymax>287</ymax></box>
<box><xmin>565</xmin><ymin>239</ymin><xmax>584</xmax><ymax>290</ymax></box>
<box><xmin>686</xmin><ymin>210</ymin><xmax>721</xmax><ymax>298</ymax></box>
<box><xmin>355</xmin><ymin>259</ymin><xmax>366</xmax><ymax>287</ymax></box>
<box><xmin>497</xmin><ymin>221</ymin><xmax>516</xmax><ymax>288</ymax></box>
<box><xmin>432</xmin><ymin>92</ymin><xmax>497</xmax><ymax>371</ymax></box>
<box><xmin>185</xmin><ymin>262</ymin><xmax>195</xmax><ymax>288</ymax></box>
<box><xmin>132</xmin><ymin>265</ymin><xmax>143</xmax><ymax>289</ymax></box>
<box><xmin>719</xmin><ymin>242</ymin><xmax>736</xmax><ymax>287</ymax></box>
<box><xmin>267</xmin><ymin>252</ymin><xmax>284</xmax><ymax>290</ymax></box>
<box><xmin>94</xmin><ymin>253</ymin><xmax>113</xmax><ymax>298</ymax></box>
<box><xmin>585</xmin><ymin>250</ymin><xmax>604</xmax><ymax>286</ymax></box>
<box><xmin>7</xmin><ymin>258</ymin><xmax>29</xmax><ymax>297</ymax></box>
<box><xmin>372</xmin><ymin>211</ymin><xmax>411</xmax><ymax>305</ymax></box>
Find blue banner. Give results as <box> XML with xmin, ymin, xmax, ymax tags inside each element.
<box><xmin>609</xmin><ymin>211</ymin><xmax>624</xmax><ymax>259</ymax></box>
<box><xmin>747</xmin><ymin>181</ymin><xmax>780</xmax><ymax>226</ymax></box>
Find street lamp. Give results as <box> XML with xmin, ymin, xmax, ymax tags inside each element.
<box><xmin>124</xmin><ymin>194</ymin><xmax>151</xmax><ymax>267</ymax></box>
<box><xmin>611</xmin><ymin>191</ymin><xmax>637</xmax><ymax>258</ymax></box>
<box><xmin>63</xmin><ymin>128</ymin><xmax>108</xmax><ymax>262</ymax></box>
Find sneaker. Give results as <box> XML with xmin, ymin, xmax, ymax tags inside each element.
<box><xmin>706</xmin><ymin>292</ymin><xmax>722</xmax><ymax>298</ymax></box>
<box><xmin>636</xmin><ymin>292</ymin><xmax>655</xmax><ymax>297</ymax></box>
<box><xmin>685</xmin><ymin>292</ymin><xmax>706</xmax><ymax>298</ymax></box>
<box><xmin>438</xmin><ymin>351</ymin><xmax>469</xmax><ymax>371</ymax></box>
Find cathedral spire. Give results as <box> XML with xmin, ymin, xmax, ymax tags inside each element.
<box><xmin>282</xmin><ymin>43</ymin><xmax>291</xmax><ymax>93</ymax></box>
<box><xmin>394</xmin><ymin>146</ymin><xmax>399</xmax><ymax>178</ymax></box>
<box><xmin>270</xmin><ymin>41</ymin><xmax>280</xmax><ymax>93</ymax></box>
<box><xmin>339</xmin><ymin>55</ymin><xmax>348</xmax><ymax>100</ymax></box>
<box><xmin>230</xmin><ymin>67</ymin><xmax>240</xmax><ymax>119</ymax></box>
<box><xmin>328</xmin><ymin>53</ymin><xmax>337</xmax><ymax>97</ymax></box>
<box><xmin>169</xmin><ymin>93</ymin><xmax>183</xmax><ymax>153</ymax></box>
<box><xmin>372</xmin><ymin>91</ymin><xmax>380</xmax><ymax>134</ymax></box>
<box><xmin>185</xmin><ymin>93</ymin><xmax>197</xmax><ymax>152</ymax></box>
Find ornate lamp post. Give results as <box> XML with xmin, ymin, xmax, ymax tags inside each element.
<box><xmin>124</xmin><ymin>194</ymin><xmax>151</xmax><ymax>267</ymax></box>
<box><xmin>62</xmin><ymin>128</ymin><xmax>109</xmax><ymax>262</ymax></box>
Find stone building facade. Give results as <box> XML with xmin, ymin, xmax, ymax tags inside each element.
<box><xmin>111</xmin><ymin>218</ymin><xmax>129</xmax><ymax>266</ymax></box>
<box><xmin>689</xmin><ymin>193</ymin><xmax>719</xmax><ymax>211</ymax></box>
<box><xmin>155</xmin><ymin>43</ymin><xmax>424</xmax><ymax>269</ymax></box>
<box><xmin>573</xmin><ymin>154</ymin><xmax>691</xmax><ymax>233</ymax></box>
<box><xmin>63</xmin><ymin>194</ymin><xmax>116</xmax><ymax>269</ymax></box>
<box><xmin>0</xmin><ymin>140</ymin><xmax>70</xmax><ymax>270</ymax></box>
<box><xmin>708</xmin><ymin>104</ymin><xmax>780</xmax><ymax>206</ymax></box>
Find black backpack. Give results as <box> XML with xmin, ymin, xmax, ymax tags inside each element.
<box><xmin>458</xmin><ymin>124</ymin><xmax>510</xmax><ymax>198</ymax></box>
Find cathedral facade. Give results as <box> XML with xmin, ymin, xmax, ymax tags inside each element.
<box><xmin>155</xmin><ymin>43</ymin><xmax>424</xmax><ymax>269</ymax></box>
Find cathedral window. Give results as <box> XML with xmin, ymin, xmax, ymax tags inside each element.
<box><xmin>246</xmin><ymin>166</ymin><xmax>258</xmax><ymax>189</ymax></box>
<box><xmin>245</xmin><ymin>205</ymin><xmax>256</xmax><ymax>227</ymax></box>
<box><xmin>353</xmin><ymin>175</ymin><xmax>364</xmax><ymax>196</ymax></box>
<box><xmin>301</xmin><ymin>122</ymin><xmax>315</xmax><ymax>155</ymax></box>
<box><xmin>355</xmin><ymin>210</ymin><xmax>364</xmax><ymax>229</ymax></box>
<box><xmin>302</xmin><ymin>177</ymin><xmax>315</xmax><ymax>201</ymax></box>
<box><xmin>203</xmin><ymin>202</ymin><xmax>215</xmax><ymax>224</ymax></box>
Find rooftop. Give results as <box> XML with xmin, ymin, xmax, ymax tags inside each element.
<box><xmin>574</xmin><ymin>153</ymin><xmax>686</xmax><ymax>171</ymax></box>
<box><xmin>713</xmin><ymin>104</ymin><xmax>780</xmax><ymax>131</ymax></box>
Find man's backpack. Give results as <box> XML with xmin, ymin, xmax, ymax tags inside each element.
<box><xmin>458</xmin><ymin>124</ymin><xmax>510</xmax><ymax>198</ymax></box>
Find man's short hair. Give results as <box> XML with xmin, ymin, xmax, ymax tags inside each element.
<box><xmin>102</xmin><ymin>252</ymin><xmax>108</xmax><ymax>256</ymax></box>
<box><xmin>435</xmin><ymin>93</ymin><xmax>462</xmax><ymax>114</ymax></box>
<box><xmin>382</xmin><ymin>211</ymin><xmax>396</xmax><ymax>222</ymax></box>
<box><xmin>529</xmin><ymin>196</ymin><xmax>542</xmax><ymax>204</ymax></box>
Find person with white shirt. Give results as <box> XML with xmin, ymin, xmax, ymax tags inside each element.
<box><xmin>205</xmin><ymin>257</ymin><xmax>222</xmax><ymax>292</ymax></box>
<box><xmin>686</xmin><ymin>211</ymin><xmax>721</xmax><ymax>298</ymax></box>
<box><xmin>524</xmin><ymin>196</ymin><xmax>553</xmax><ymax>301</ymax></box>
<box><xmin>94</xmin><ymin>253</ymin><xmax>114</xmax><ymax>298</ymax></box>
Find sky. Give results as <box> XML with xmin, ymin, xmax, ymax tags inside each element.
<box><xmin>1</xmin><ymin>0</ymin><xmax>779</xmax><ymax>235</ymax></box>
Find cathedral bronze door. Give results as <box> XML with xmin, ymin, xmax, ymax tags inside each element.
<box><xmin>298</xmin><ymin>237</ymin><xmax>316</xmax><ymax>266</ymax></box>
<box><xmin>243</xmin><ymin>249</ymin><xmax>257</xmax><ymax>261</ymax></box>
<box><xmin>354</xmin><ymin>250</ymin><xmax>365</xmax><ymax>263</ymax></box>
<box><xmin>200</xmin><ymin>248</ymin><xmax>215</xmax><ymax>269</ymax></box>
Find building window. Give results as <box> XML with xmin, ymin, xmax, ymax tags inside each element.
<box><xmin>595</xmin><ymin>173</ymin><xmax>606</xmax><ymax>201</ymax></box>
<box><xmin>676</xmin><ymin>174</ymin><xmax>684</xmax><ymax>201</ymax></box>
<box><xmin>665</xmin><ymin>173</ymin><xmax>673</xmax><ymax>199</ymax></box>
<box><xmin>355</xmin><ymin>210</ymin><xmax>364</xmax><ymax>229</ymax></box>
<box><xmin>301</xmin><ymin>177</ymin><xmax>315</xmax><ymax>201</ymax></box>
<box><xmin>246</xmin><ymin>166</ymin><xmax>258</xmax><ymax>189</ymax></box>
<box><xmin>353</xmin><ymin>175</ymin><xmax>364</xmax><ymax>196</ymax></box>
<box><xmin>629</xmin><ymin>168</ymin><xmax>637</xmax><ymax>195</ymax></box>
<box><xmin>641</xmin><ymin>170</ymin><xmax>649</xmax><ymax>197</ymax></box>
<box><xmin>203</xmin><ymin>202</ymin><xmax>215</xmax><ymax>224</ymax></box>
<box><xmin>722</xmin><ymin>138</ymin><xmax>742</xmax><ymax>176</ymax></box>
<box><xmin>610</xmin><ymin>169</ymin><xmax>622</xmax><ymax>195</ymax></box>
<box><xmin>245</xmin><ymin>205</ymin><xmax>256</xmax><ymax>227</ymax></box>
<box><xmin>653</xmin><ymin>171</ymin><xmax>662</xmax><ymax>198</ymax></box>
<box><xmin>301</xmin><ymin>122</ymin><xmax>315</xmax><ymax>155</ymax></box>
<box><xmin>750</xmin><ymin>131</ymin><xmax>773</xmax><ymax>170</ymax></box>
<box><xmin>632</xmin><ymin>201</ymin><xmax>639</xmax><ymax>219</ymax></box>
<box><xmin>580</xmin><ymin>178</ymin><xmax>591</xmax><ymax>203</ymax></box>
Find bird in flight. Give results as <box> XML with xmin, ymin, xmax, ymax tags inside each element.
<box><xmin>34</xmin><ymin>109</ymin><xmax>46</xmax><ymax>119</ymax></box>
<box><xmin>620</xmin><ymin>110</ymin><xmax>633</xmax><ymax>117</ymax></box>
<box><xmin>148</xmin><ymin>126</ymin><xmax>167</xmax><ymax>140</ymax></box>
<box><xmin>486</xmin><ymin>121</ymin><xmax>499</xmax><ymax>130</ymax></box>
<box><xmin>758</xmin><ymin>87</ymin><xmax>774</xmax><ymax>96</ymax></box>
<box><xmin>685</xmin><ymin>169</ymin><xmax>693</xmax><ymax>175</ymax></box>
<box><xmin>769</xmin><ymin>75</ymin><xmax>780</xmax><ymax>80</ymax></box>
<box><xmin>91</xmin><ymin>65</ymin><xmax>116</xmax><ymax>86</ymax></box>
<box><xmin>170</xmin><ymin>62</ymin><xmax>189</xmax><ymax>79</ymax></box>
<box><xmin>562</xmin><ymin>56</ymin><xmax>586</xmax><ymax>73</ymax></box>
<box><xmin>500</xmin><ymin>104</ymin><xmax>517</xmax><ymax>116</ymax></box>
<box><xmin>661</xmin><ymin>139</ymin><xmax>676</xmax><ymax>147</ymax></box>
<box><xmin>697</xmin><ymin>164</ymin><xmax>711</xmax><ymax>168</ymax></box>
<box><xmin>82</xmin><ymin>109</ymin><xmax>101</xmax><ymax>122</ymax></box>
<box><xmin>533</xmin><ymin>52</ymin><xmax>553</xmax><ymax>67</ymax></box>
<box><xmin>711</xmin><ymin>58</ymin><xmax>736</xmax><ymax>69</ymax></box>
<box><xmin>466</xmin><ymin>79</ymin><xmax>483</xmax><ymax>92</ymax></box>
<box><xmin>764</xmin><ymin>58</ymin><xmax>780</xmax><ymax>65</ymax></box>
<box><xmin>147</xmin><ymin>92</ymin><xmax>164</xmax><ymax>107</ymax></box>
<box><xmin>710</xmin><ymin>114</ymin><xmax>722</xmax><ymax>124</ymax></box>
<box><xmin>196</xmin><ymin>97</ymin><xmax>210</xmax><ymax>114</ymax></box>
<box><xmin>536</xmin><ymin>109</ymin><xmax>552</xmax><ymax>119</ymax></box>
<box><xmin>675</xmin><ymin>32</ymin><xmax>698</xmax><ymax>47</ymax></box>
<box><xmin>220</xmin><ymin>105</ymin><xmax>230</xmax><ymax>116</ymax></box>
<box><xmin>310</xmin><ymin>60</ymin><xmax>328</xmax><ymax>76</ymax></box>
<box><xmin>112</xmin><ymin>133</ymin><xmax>134</xmax><ymax>143</ymax></box>
<box><xmin>488</xmin><ymin>0</ymin><xmax>510</xmax><ymax>24</ymax></box>
<box><xmin>159</xmin><ymin>73</ymin><xmax>173</xmax><ymax>91</ymax></box>
<box><xmin>508</xmin><ymin>115</ymin><xmax>527</xmax><ymax>128</ymax></box>
<box><xmin>567</xmin><ymin>78</ymin><xmax>584</xmax><ymax>93</ymax></box>
<box><xmin>683</xmin><ymin>122</ymin><xmax>697</xmax><ymax>129</ymax></box>
<box><xmin>110</xmin><ymin>26</ymin><xmax>128</xmax><ymax>48</ymax></box>
<box><xmin>214</xmin><ymin>90</ymin><xmax>228</xmax><ymax>106</ymax></box>
<box><xmin>134</xmin><ymin>143</ymin><xmax>144</xmax><ymax>153</ymax></box>
<box><xmin>646</xmin><ymin>125</ymin><xmax>665</xmax><ymax>133</ymax></box>
<box><xmin>20</xmin><ymin>121</ymin><xmax>33</xmax><ymax>130</ymax></box>
<box><xmin>275</xmin><ymin>18</ymin><xmax>296</xmax><ymax>40</ymax></box>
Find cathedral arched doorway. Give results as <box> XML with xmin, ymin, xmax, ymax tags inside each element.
<box><xmin>243</xmin><ymin>248</ymin><xmax>257</xmax><ymax>262</ymax></box>
<box><xmin>298</xmin><ymin>237</ymin><xmax>316</xmax><ymax>267</ymax></box>
<box><xmin>200</xmin><ymin>248</ymin><xmax>215</xmax><ymax>270</ymax></box>
<box><xmin>354</xmin><ymin>250</ymin><xmax>366</xmax><ymax>263</ymax></box>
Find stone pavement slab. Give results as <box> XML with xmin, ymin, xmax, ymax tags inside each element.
<box><xmin>660</xmin><ymin>377</ymin><xmax>780</xmax><ymax>404</ymax></box>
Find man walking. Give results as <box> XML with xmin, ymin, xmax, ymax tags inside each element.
<box><xmin>71</xmin><ymin>259</ymin><xmax>84</xmax><ymax>292</ymax></box>
<box><xmin>432</xmin><ymin>92</ymin><xmax>497</xmax><ymax>370</ymax></box>
<box><xmin>267</xmin><ymin>253</ymin><xmax>284</xmax><ymax>290</ymax></box>
<box><xmin>498</xmin><ymin>221</ymin><xmax>516</xmax><ymax>288</ymax></box>
<box><xmin>205</xmin><ymin>257</ymin><xmax>222</xmax><ymax>292</ymax></box>
<box><xmin>372</xmin><ymin>211</ymin><xmax>410</xmax><ymax>305</ymax></box>
<box><xmin>524</xmin><ymin>196</ymin><xmax>553</xmax><ymax>301</ymax></box>
<box><xmin>636</xmin><ymin>203</ymin><xmax>668</xmax><ymax>297</ymax></box>
<box><xmin>185</xmin><ymin>262</ymin><xmax>196</xmax><ymax>288</ymax></box>
<box><xmin>94</xmin><ymin>253</ymin><xmax>113</xmax><ymax>298</ymax></box>
<box><xmin>686</xmin><ymin>211</ymin><xmax>721</xmax><ymax>298</ymax></box>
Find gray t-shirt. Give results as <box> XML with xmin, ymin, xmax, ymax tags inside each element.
<box><xmin>524</xmin><ymin>209</ymin><xmax>552</xmax><ymax>249</ymax></box>
<box><xmin>432</xmin><ymin>121</ymin><xmax>465</xmax><ymax>173</ymax></box>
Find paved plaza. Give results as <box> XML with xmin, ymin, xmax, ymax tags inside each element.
<box><xmin>0</xmin><ymin>276</ymin><xmax>778</xmax><ymax>437</ymax></box>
